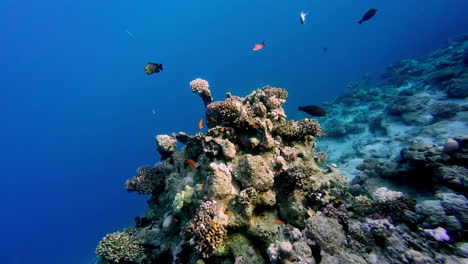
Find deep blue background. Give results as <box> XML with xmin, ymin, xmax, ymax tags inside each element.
<box><xmin>1</xmin><ymin>0</ymin><xmax>467</xmax><ymax>263</ymax></box>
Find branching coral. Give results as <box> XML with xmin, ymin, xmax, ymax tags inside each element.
<box><xmin>125</xmin><ymin>164</ymin><xmax>165</xmax><ymax>194</ymax></box>
<box><xmin>206</xmin><ymin>100</ymin><xmax>243</xmax><ymax>127</ymax></box>
<box><xmin>190</xmin><ymin>78</ymin><xmax>213</xmax><ymax>107</ymax></box>
<box><xmin>258</xmin><ymin>86</ymin><xmax>288</xmax><ymax>109</ymax></box>
<box><xmin>183</xmin><ymin>201</ymin><xmax>227</xmax><ymax>258</ymax></box>
<box><xmin>273</xmin><ymin>119</ymin><xmax>324</xmax><ymax>141</ymax></box>
<box><xmin>96</xmin><ymin>230</ymin><xmax>145</xmax><ymax>263</ymax></box>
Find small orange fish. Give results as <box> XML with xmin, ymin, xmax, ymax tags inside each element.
<box><xmin>334</xmin><ymin>199</ymin><xmax>340</xmax><ymax>204</ymax></box>
<box><xmin>220</xmin><ymin>127</ymin><xmax>225</xmax><ymax>132</ymax></box>
<box><xmin>198</xmin><ymin>118</ymin><xmax>203</xmax><ymax>130</ymax></box>
<box><xmin>210</xmin><ymin>117</ymin><xmax>217</xmax><ymax>122</ymax></box>
<box><xmin>274</xmin><ymin>220</ymin><xmax>284</xmax><ymax>225</ymax></box>
<box><xmin>251</xmin><ymin>123</ymin><xmax>259</xmax><ymax>129</ymax></box>
<box><xmin>198</xmin><ymin>184</ymin><xmax>204</xmax><ymax>188</ymax></box>
<box><xmin>251</xmin><ymin>144</ymin><xmax>255</xmax><ymax>149</ymax></box>
<box><xmin>173</xmin><ymin>217</ymin><xmax>179</xmax><ymax>222</ymax></box>
<box><xmin>224</xmin><ymin>210</ymin><xmax>231</xmax><ymax>215</ymax></box>
<box><xmin>253</xmin><ymin>41</ymin><xmax>265</xmax><ymax>51</ymax></box>
<box><xmin>187</xmin><ymin>159</ymin><xmax>197</xmax><ymax>168</ymax></box>
<box><xmin>259</xmin><ymin>191</ymin><xmax>266</xmax><ymax>196</ymax></box>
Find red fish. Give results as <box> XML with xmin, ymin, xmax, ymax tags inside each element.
<box><xmin>198</xmin><ymin>118</ymin><xmax>203</xmax><ymax>130</ymax></box>
<box><xmin>187</xmin><ymin>159</ymin><xmax>197</xmax><ymax>168</ymax></box>
<box><xmin>253</xmin><ymin>42</ymin><xmax>265</xmax><ymax>51</ymax></box>
<box><xmin>209</xmin><ymin>117</ymin><xmax>217</xmax><ymax>122</ymax></box>
<box><xmin>274</xmin><ymin>220</ymin><xmax>284</xmax><ymax>225</ymax></box>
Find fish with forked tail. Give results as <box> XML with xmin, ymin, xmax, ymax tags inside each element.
<box><xmin>300</xmin><ymin>11</ymin><xmax>307</xmax><ymax>24</ymax></box>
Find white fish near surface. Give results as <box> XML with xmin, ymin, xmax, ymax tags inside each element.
<box><xmin>300</xmin><ymin>11</ymin><xmax>307</xmax><ymax>24</ymax></box>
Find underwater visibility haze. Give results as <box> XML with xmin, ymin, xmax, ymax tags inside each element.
<box><xmin>1</xmin><ymin>0</ymin><xmax>467</xmax><ymax>263</ymax></box>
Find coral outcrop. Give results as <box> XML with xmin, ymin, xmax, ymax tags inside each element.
<box><xmin>96</xmin><ymin>34</ymin><xmax>467</xmax><ymax>264</ymax></box>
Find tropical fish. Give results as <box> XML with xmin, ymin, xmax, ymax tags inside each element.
<box><xmin>253</xmin><ymin>42</ymin><xmax>265</xmax><ymax>51</ymax></box>
<box><xmin>144</xmin><ymin>63</ymin><xmax>163</xmax><ymax>74</ymax></box>
<box><xmin>187</xmin><ymin>160</ymin><xmax>197</xmax><ymax>168</ymax></box>
<box><xmin>209</xmin><ymin>117</ymin><xmax>217</xmax><ymax>122</ymax></box>
<box><xmin>300</xmin><ymin>11</ymin><xmax>307</xmax><ymax>24</ymax></box>
<box><xmin>224</xmin><ymin>210</ymin><xmax>231</xmax><ymax>215</ymax></box>
<box><xmin>298</xmin><ymin>105</ymin><xmax>327</xmax><ymax>116</ymax></box>
<box><xmin>198</xmin><ymin>118</ymin><xmax>203</xmax><ymax>130</ymax></box>
<box><xmin>358</xmin><ymin>8</ymin><xmax>377</xmax><ymax>24</ymax></box>
<box><xmin>274</xmin><ymin>220</ymin><xmax>284</xmax><ymax>225</ymax></box>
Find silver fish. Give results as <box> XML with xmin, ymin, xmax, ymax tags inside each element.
<box><xmin>300</xmin><ymin>11</ymin><xmax>307</xmax><ymax>24</ymax></box>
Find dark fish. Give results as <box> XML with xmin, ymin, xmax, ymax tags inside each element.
<box><xmin>323</xmin><ymin>47</ymin><xmax>328</xmax><ymax>53</ymax></box>
<box><xmin>298</xmin><ymin>105</ymin><xmax>327</xmax><ymax>116</ymax></box>
<box><xmin>144</xmin><ymin>62</ymin><xmax>163</xmax><ymax>74</ymax></box>
<box><xmin>358</xmin><ymin>8</ymin><xmax>377</xmax><ymax>24</ymax></box>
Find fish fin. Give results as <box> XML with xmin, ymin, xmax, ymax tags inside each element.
<box><xmin>159</xmin><ymin>64</ymin><xmax>163</xmax><ymax>70</ymax></box>
<box><xmin>358</xmin><ymin>20</ymin><xmax>363</xmax><ymax>24</ymax></box>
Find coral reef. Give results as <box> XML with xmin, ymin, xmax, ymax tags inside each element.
<box><xmin>95</xmin><ymin>34</ymin><xmax>468</xmax><ymax>264</ymax></box>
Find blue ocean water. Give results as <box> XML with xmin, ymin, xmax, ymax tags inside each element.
<box><xmin>0</xmin><ymin>0</ymin><xmax>467</xmax><ymax>263</ymax></box>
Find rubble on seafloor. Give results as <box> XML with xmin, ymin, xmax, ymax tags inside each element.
<box><xmin>95</xmin><ymin>35</ymin><xmax>467</xmax><ymax>264</ymax></box>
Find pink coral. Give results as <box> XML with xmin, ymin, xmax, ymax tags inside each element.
<box><xmin>190</xmin><ymin>78</ymin><xmax>213</xmax><ymax>107</ymax></box>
